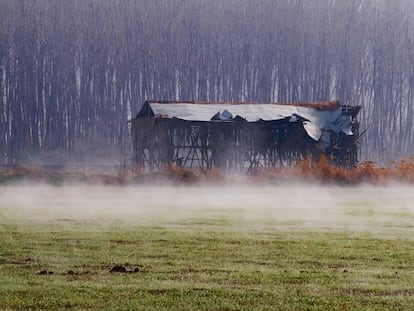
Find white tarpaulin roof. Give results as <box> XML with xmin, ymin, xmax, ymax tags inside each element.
<box><xmin>141</xmin><ymin>102</ymin><xmax>353</xmax><ymax>141</ymax></box>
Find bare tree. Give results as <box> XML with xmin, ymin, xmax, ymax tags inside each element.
<box><xmin>1</xmin><ymin>0</ymin><xmax>413</xmax><ymax>164</ymax></box>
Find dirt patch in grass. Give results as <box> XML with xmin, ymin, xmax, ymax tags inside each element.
<box><xmin>110</xmin><ymin>265</ymin><xmax>140</xmax><ymax>273</ymax></box>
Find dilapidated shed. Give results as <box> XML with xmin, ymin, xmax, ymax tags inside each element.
<box><xmin>131</xmin><ymin>100</ymin><xmax>360</xmax><ymax>173</ymax></box>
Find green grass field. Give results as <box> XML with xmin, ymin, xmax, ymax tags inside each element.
<box><xmin>1</xmin><ymin>185</ymin><xmax>414</xmax><ymax>310</ymax></box>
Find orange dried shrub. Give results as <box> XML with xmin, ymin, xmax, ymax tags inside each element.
<box><xmin>348</xmin><ymin>161</ymin><xmax>389</xmax><ymax>184</ymax></box>
<box><xmin>3</xmin><ymin>165</ymin><xmax>42</xmax><ymax>178</ymax></box>
<box><xmin>392</xmin><ymin>156</ymin><xmax>414</xmax><ymax>183</ymax></box>
<box><xmin>248</xmin><ymin>156</ymin><xmax>350</xmax><ymax>184</ymax></box>
<box><xmin>166</xmin><ymin>164</ymin><xmax>182</xmax><ymax>176</ymax></box>
<box><xmin>298</xmin><ymin>156</ymin><xmax>314</xmax><ymax>179</ymax></box>
<box><xmin>294</xmin><ymin>156</ymin><xmax>393</xmax><ymax>184</ymax></box>
<box><xmin>166</xmin><ymin>164</ymin><xmax>199</xmax><ymax>183</ymax></box>
<box><xmin>314</xmin><ymin>155</ymin><xmax>349</xmax><ymax>183</ymax></box>
<box><xmin>204</xmin><ymin>167</ymin><xmax>225</xmax><ymax>182</ymax></box>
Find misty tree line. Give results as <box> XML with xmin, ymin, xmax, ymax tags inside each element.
<box><xmin>1</xmin><ymin>0</ymin><xmax>414</xmax><ymax>164</ymax></box>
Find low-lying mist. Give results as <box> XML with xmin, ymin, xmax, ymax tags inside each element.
<box><xmin>1</xmin><ymin>183</ymin><xmax>413</xmax><ymax>234</ymax></box>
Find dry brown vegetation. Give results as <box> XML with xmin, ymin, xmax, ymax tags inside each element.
<box><xmin>2</xmin><ymin>156</ymin><xmax>414</xmax><ymax>185</ymax></box>
<box><xmin>277</xmin><ymin>156</ymin><xmax>393</xmax><ymax>185</ymax></box>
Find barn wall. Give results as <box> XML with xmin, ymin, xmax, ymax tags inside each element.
<box><xmin>131</xmin><ymin>116</ymin><xmax>359</xmax><ymax>173</ymax></box>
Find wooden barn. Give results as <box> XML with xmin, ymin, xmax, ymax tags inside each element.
<box><xmin>131</xmin><ymin>100</ymin><xmax>360</xmax><ymax>173</ymax></box>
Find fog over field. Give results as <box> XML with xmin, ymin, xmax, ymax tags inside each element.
<box><xmin>1</xmin><ymin>184</ymin><xmax>413</xmax><ymax>235</ymax></box>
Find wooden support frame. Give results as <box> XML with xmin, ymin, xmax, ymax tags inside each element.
<box><xmin>131</xmin><ymin>112</ymin><xmax>360</xmax><ymax>173</ymax></box>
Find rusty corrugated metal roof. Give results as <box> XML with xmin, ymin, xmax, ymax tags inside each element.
<box><xmin>136</xmin><ymin>100</ymin><xmax>355</xmax><ymax>141</ymax></box>
<box><xmin>145</xmin><ymin>100</ymin><xmax>340</xmax><ymax>111</ymax></box>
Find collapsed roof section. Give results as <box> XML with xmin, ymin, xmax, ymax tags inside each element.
<box><xmin>136</xmin><ymin>100</ymin><xmax>358</xmax><ymax>142</ymax></box>
<box><xmin>132</xmin><ymin>100</ymin><xmax>361</xmax><ymax>172</ymax></box>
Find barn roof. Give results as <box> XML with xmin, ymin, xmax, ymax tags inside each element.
<box><xmin>136</xmin><ymin>100</ymin><xmax>357</xmax><ymax>141</ymax></box>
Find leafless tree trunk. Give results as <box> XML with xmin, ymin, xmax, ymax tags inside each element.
<box><xmin>1</xmin><ymin>0</ymin><xmax>413</xmax><ymax>164</ymax></box>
